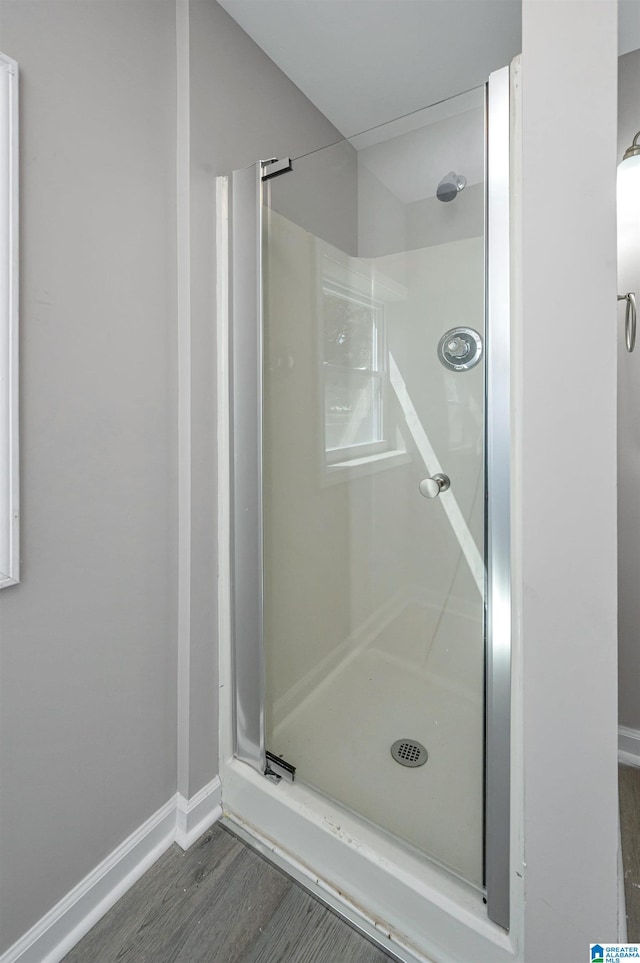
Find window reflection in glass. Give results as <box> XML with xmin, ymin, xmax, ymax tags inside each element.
<box><xmin>322</xmin><ymin>283</ymin><xmax>387</xmax><ymax>461</ymax></box>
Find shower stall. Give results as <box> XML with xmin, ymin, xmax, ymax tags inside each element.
<box><xmin>220</xmin><ymin>65</ymin><xmax>512</xmax><ymax>963</ymax></box>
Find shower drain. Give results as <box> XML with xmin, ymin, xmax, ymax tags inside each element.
<box><xmin>390</xmin><ymin>739</ymin><xmax>428</xmax><ymax>768</ymax></box>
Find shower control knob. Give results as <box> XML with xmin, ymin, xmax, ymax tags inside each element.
<box><xmin>419</xmin><ymin>474</ymin><xmax>450</xmax><ymax>498</ymax></box>
<box><xmin>446</xmin><ymin>337</ymin><xmax>470</xmax><ymax>359</ymax></box>
<box><xmin>438</xmin><ymin>327</ymin><xmax>483</xmax><ymax>372</ymax></box>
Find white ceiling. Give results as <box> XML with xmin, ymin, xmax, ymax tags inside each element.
<box><xmin>219</xmin><ymin>0</ymin><xmax>640</xmax><ymax>138</ymax></box>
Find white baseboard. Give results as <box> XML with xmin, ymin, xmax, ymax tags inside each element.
<box><xmin>0</xmin><ymin>780</ymin><xmax>222</xmax><ymax>963</ymax></box>
<box><xmin>619</xmin><ymin>726</ymin><xmax>640</xmax><ymax>767</ymax></box>
<box><xmin>0</xmin><ymin>796</ymin><xmax>178</xmax><ymax>963</ymax></box>
<box><xmin>176</xmin><ymin>776</ymin><xmax>222</xmax><ymax>851</ymax></box>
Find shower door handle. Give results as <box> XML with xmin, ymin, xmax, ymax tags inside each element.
<box><xmin>419</xmin><ymin>473</ymin><xmax>450</xmax><ymax>498</ymax></box>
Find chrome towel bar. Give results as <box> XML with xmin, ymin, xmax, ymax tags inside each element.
<box><xmin>619</xmin><ymin>292</ymin><xmax>637</xmax><ymax>353</ymax></box>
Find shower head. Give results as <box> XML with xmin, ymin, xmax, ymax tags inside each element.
<box><xmin>436</xmin><ymin>171</ymin><xmax>467</xmax><ymax>202</ymax></box>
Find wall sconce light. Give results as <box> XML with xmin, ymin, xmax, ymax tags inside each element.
<box><xmin>621</xmin><ymin>130</ymin><xmax>640</xmax><ymax>167</ymax></box>
<box><xmin>618</xmin><ymin>131</ymin><xmax>639</xmax><ymax>353</ymax></box>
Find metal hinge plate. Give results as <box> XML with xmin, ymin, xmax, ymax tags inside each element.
<box><xmin>261</xmin><ymin>157</ymin><xmax>293</xmax><ymax>181</ymax></box>
<box><xmin>265</xmin><ymin>750</ymin><xmax>296</xmax><ymax>783</ymax></box>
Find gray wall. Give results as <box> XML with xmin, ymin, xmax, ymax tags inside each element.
<box><xmin>0</xmin><ymin>1</ymin><xmax>178</xmax><ymax>952</ymax></box>
<box><xmin>618</xmin><ymin>46</ymin><xmax>640</xmax><ymax>733</ymax></box>
<box><xmin>0</xmin><ymin>0</ymin><xmax>356</xmax><ymax>950</ymax></box>
<box><xmin>186</xmin><ymin>0</ymin><xmax>349</xmax><ymax>796</ymax></box>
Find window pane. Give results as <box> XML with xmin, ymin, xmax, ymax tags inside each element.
<box><xmin>324</xmin><ymin>368</ymin><xmax>383</xmax><ymax>451</ymax></box>
<box><xmin>323</xmin><ymin>288</ymin><xmax>378</xmax><ymax>370</ymax></box>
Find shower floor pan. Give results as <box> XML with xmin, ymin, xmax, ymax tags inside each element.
<box><xmin>270</xmin><ymin>606</ymin><xmax>483</xmax><ymax>886</ymax></box>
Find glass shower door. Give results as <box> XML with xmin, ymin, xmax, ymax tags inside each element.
<box><xmin>261</xmin><ymin>86</ymin><xmax>486</xmax><ymax>887</ymax></box>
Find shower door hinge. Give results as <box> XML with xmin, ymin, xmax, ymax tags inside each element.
<box><xmin>265</xmin><ymin>750</ymin><xmax>296</xmax><ymax>783</ymax></box>
<box><xmin>261</xmin><ymin>157</ymin><xmax>293</xmax><ymax>181</ymax></box>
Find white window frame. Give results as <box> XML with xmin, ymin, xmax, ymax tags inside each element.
<box><xmin>321</xmin><ymin>279</ymin><xmax>389</xmax><ymax>465</ymax></box>
<box><xmin>0</xmin><ymin>53</ymin><xmax>19</xmax><ymax>588</ymax></box>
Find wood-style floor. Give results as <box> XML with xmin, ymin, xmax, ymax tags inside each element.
<box><xmin>63</xmin><ymin>823</ymin><xmax>394</xmax><ymax>962</ymax></box>
<box><xmin>63</xmin><ymin>766</ymin><xmax>640</xmax><ymax>961</ymax></box>
<box><xmin>620</xmin><ymin>763</ymin><xmax>640</xmax><ymax>941</ymax></box>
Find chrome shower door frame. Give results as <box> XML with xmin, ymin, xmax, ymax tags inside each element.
<box><xmin>485</xmin><ymin>62</ymin><xmax>512</xmax><ymax>932</ymax></box>
<box><xmin>230</xmin><ymin>161</ymin><xmax>266</xmax><ymax>773</ymax></box>
<box><xmin>229</xmin><ymin>66</ymin><xmax>512</xmax><ymax>932</ymax></box>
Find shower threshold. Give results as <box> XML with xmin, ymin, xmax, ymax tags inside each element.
<box><xmin>220</xmin><ymin>757</ymin><xmax>516</xmax><ymax>963</ymax></box>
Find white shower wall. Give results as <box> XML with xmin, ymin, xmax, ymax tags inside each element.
<box><xmin>264</xmin><ymin>212</ymin><xmax>484</xmax><ymax>707</ymax></box>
